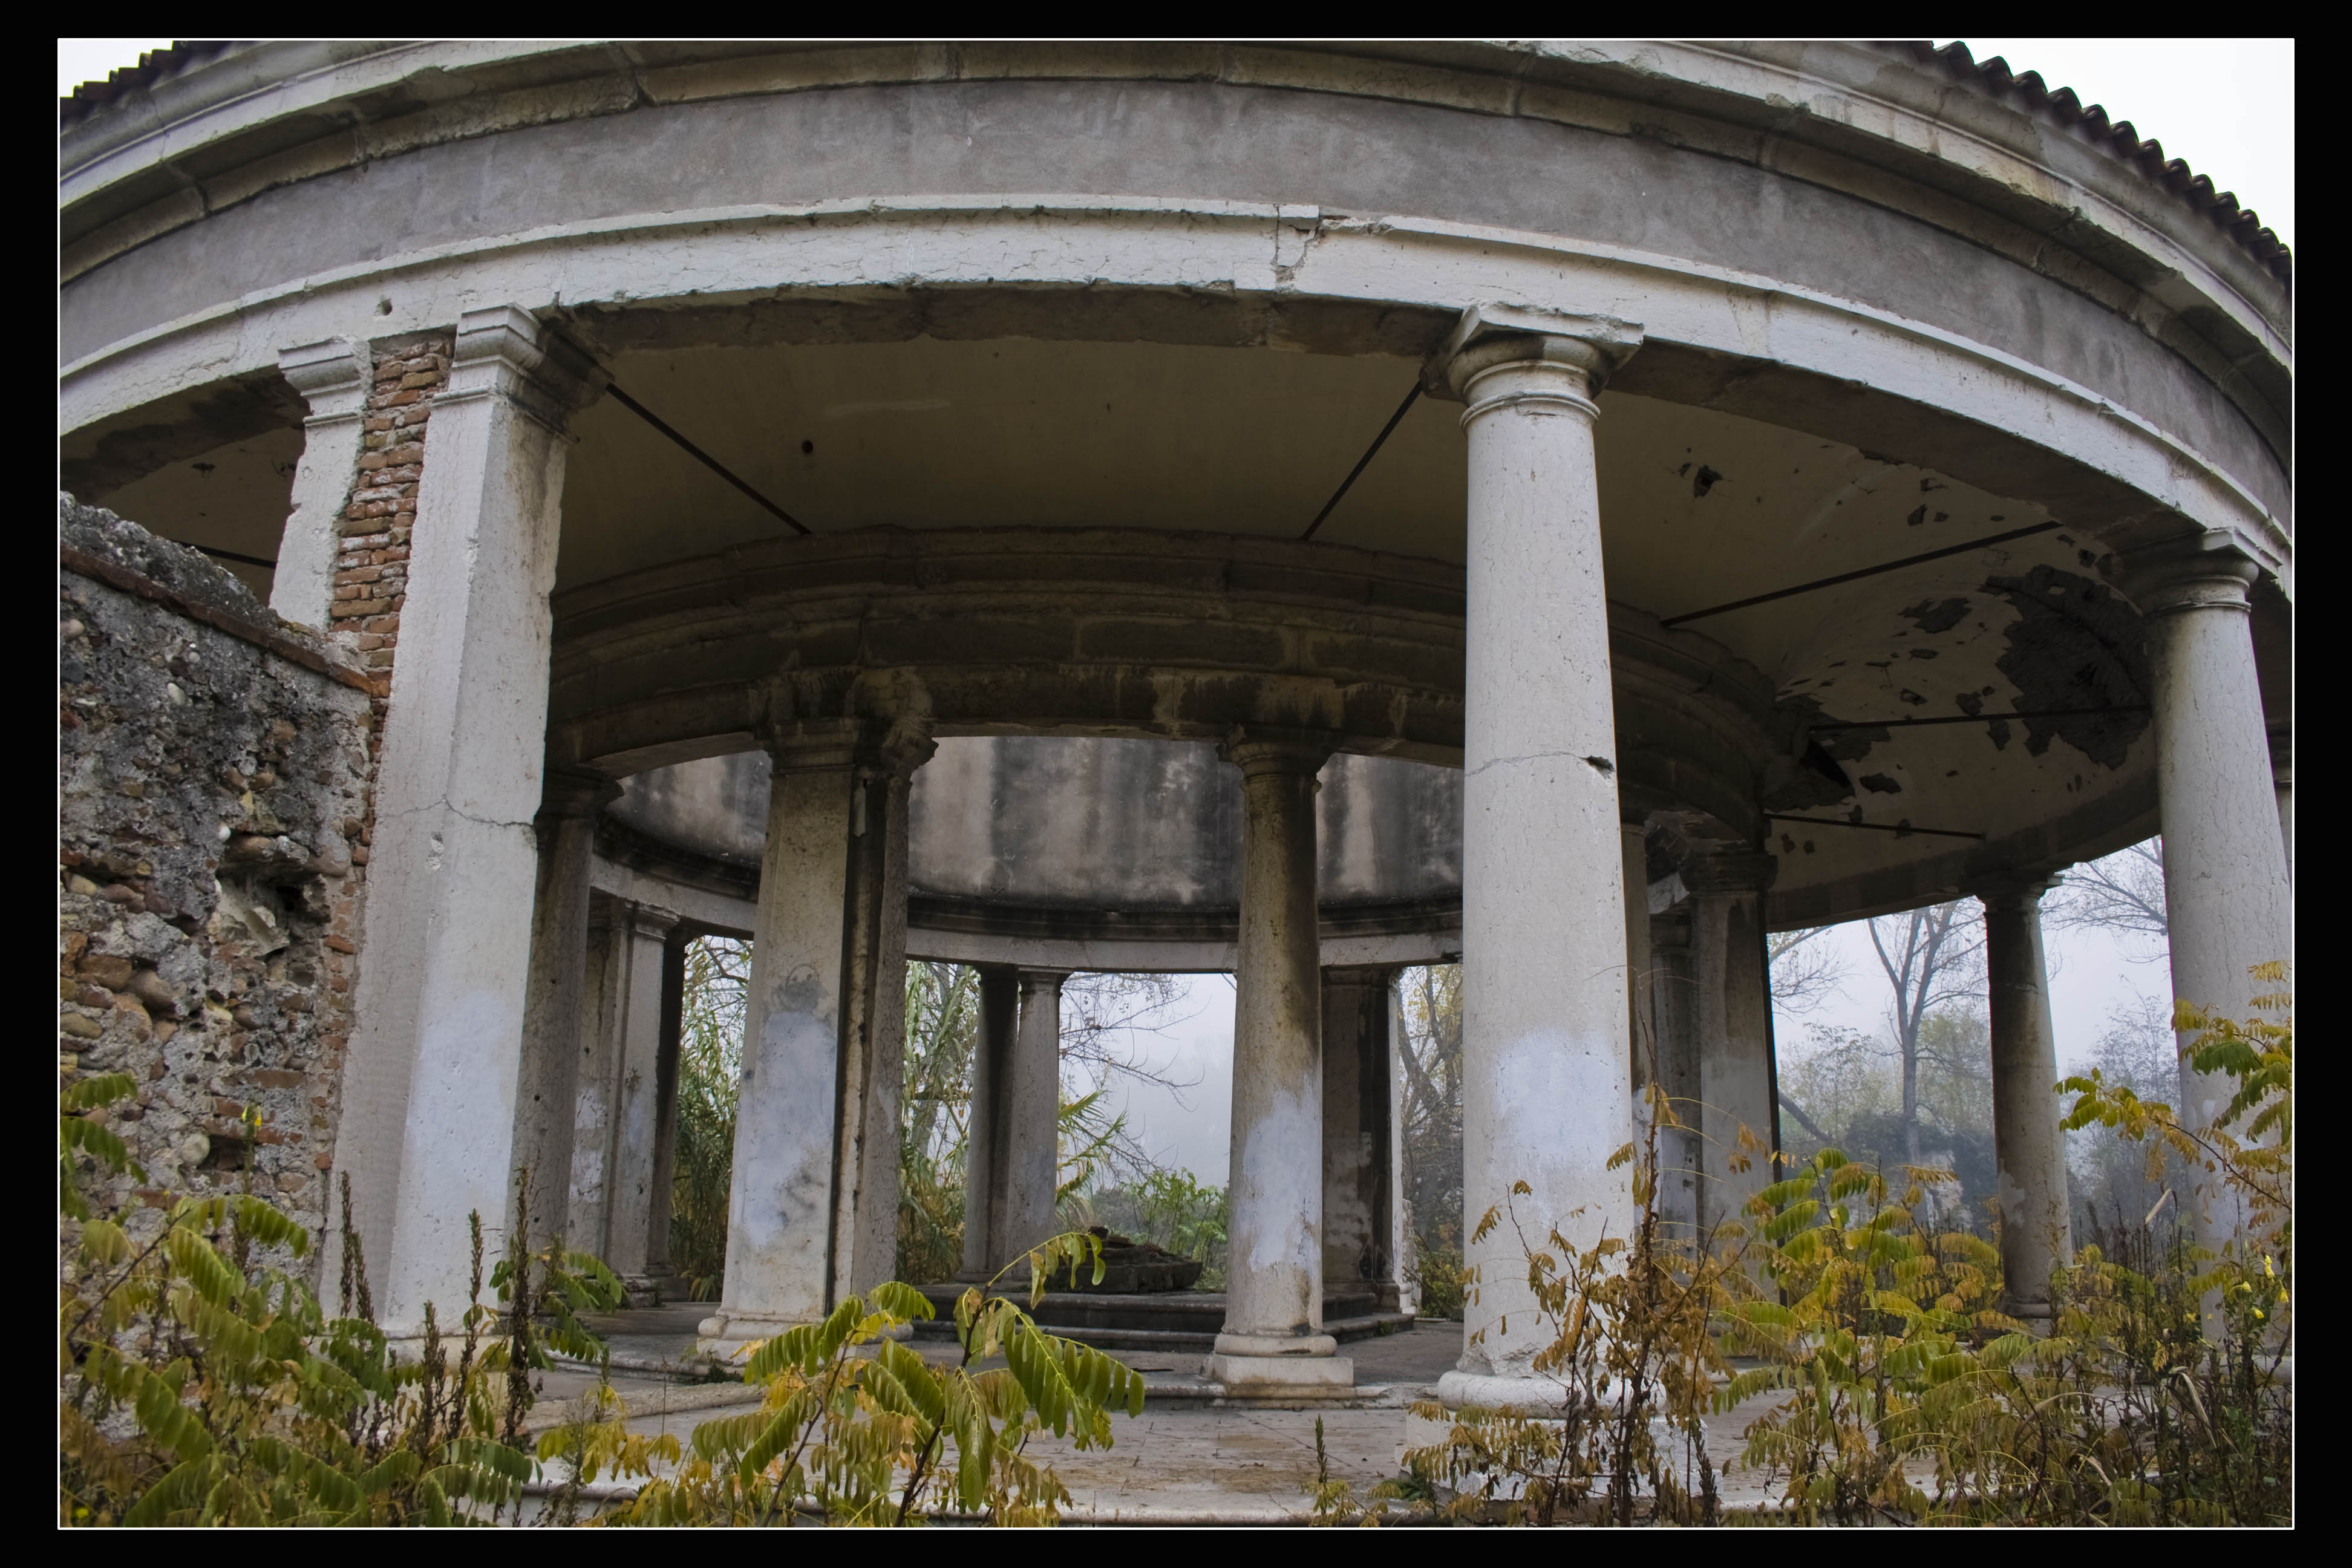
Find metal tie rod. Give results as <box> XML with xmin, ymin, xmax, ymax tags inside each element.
<box><xmin>1302</xmin><ymin>382</ymin><xmax>1423</xmax><ymax>542</ymax></box>
<box><xmin>1659</xmin><ymin>521</ymin><xmax>2062</xmax><ymax>628</ymax></box>
<box><xmin>1765</xmin><ymin>812</ymin><xmax>1985</xmax><ymax>841</ymax></box>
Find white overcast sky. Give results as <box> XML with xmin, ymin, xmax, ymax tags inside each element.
<box><xmin>58</xmin><ymin>38</ymin><xmax>2290</xmax><ymax>1183</ymax></box>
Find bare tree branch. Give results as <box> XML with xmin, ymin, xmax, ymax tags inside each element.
<box><xmin>2045</xmin><ymin>838</ymin><xmax>2169</xmax><ymax>952</ymax></box>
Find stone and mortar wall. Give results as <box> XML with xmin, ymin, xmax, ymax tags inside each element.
<box><xmin>60</xmin><ymin>498</ymin><xmax>377</xmax><ymax>1256</ymax></box>
<box><xmin>328</xmin><ymin>335</ymin><xmax>448</xmax><ymax>737</ymax></box>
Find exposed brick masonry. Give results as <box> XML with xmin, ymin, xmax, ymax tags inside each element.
<box><xmin>329</xmin><ymin>335</ymin><xmax>448</xmax><ymax>756</ymax></box>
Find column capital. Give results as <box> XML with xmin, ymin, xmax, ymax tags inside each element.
<box><xmin>1681</xmin><ymin>847</ymin><xmax>1777</xmax><ymax>895</ymax></box>
<box><xmin>759</xmin><ymin>715</ymin><xmax>935</xmax><ymax>778</ymax></box>
<box><xmin>539</xmin><ymin>763</ymin><xmax>620</xmax><ymax>822</ymax></box>
<box><xmin>625</xmin><ymin>902</ymin><xmax>682</xmax><ymax>941</ymax></box>
<box><xmin>1429</xmin><ymin>302</ymin><xmax>1645</xmax><ymax>417</ymax></box>
<box><xmin>1218</xmin><ymin>725</ymin><xmax>1337</xmax><ymax>778</ymax></box>
<box><xmin>1015</xmin><ymin>967</ymin><xmax>1073</xmax><ymax>988</ymax></box>
<box><xmin>445</xmin><ymin>305</ymin><xmax>604</xmax><ymax>433</ymax></box>
<box><xmin>277</xmin><ymin>338</ymin><xmax>371</xmax><ymax>424</ymax></box>
<box><xmin>1978</xmin><ymin>873</ymin><xmax>2063</xmax><ymax>911</ymax></box>
<box><xmin>2110</xmin><ymin>529</ymin><xmax>2261</xmax><ymax>618</ymax></box>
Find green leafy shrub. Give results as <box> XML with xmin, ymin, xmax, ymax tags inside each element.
<box><xmin>555</xmin><ymin>1234</ymin><xmax>1145</xmax><ymax>1524</ymax></box>
<box><xmin>1344</xmin><ymin>964</ymin><xmax>2290</xmax><ymax>1527</ymax></box>
<box><xmin>61</xmin><ymin>1078</ymin><xmax>621</xmax><ymax>1525</ymax></box>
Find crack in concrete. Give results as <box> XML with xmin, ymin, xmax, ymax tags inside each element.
<box><xmin>377</xmin><ymin>801</ymin><xmax>537</xmax><ymax>833</ymax></box>
<box><xmin>1465</xmin><ymin>748</ymin><xmax>1613</xmax><ymax>779</ymax></box>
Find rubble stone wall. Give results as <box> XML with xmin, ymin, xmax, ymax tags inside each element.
<box><xmin>60</xmin><ymin>497</ymin><xmax>378</xmax><ymax>1261</ymax></box>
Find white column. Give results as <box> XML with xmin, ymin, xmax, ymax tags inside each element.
<box><xmin>1647</xmin><ymin>907</ymin><xmax>1702</xmax><ymax>1242</ymax></box>
<box><xmin>1982</xmin><ymin>877</ymin><xmax>2072</xmax><ymax>1324</ymax></box>
<box><xmin>2269</xmin><ymin>722</ymin><xmax>2293</xmax><ymax>884</ymax></box>
<box><xmin>331</xmin><ymin>306</ymin><xmax>598</xmax><ymax>1334</ymax></box>
<box><xmin>569</xmin><ymin>902</ymin><xmax>625</xmax><ymax>1267</ymax></box>
<box><xmin>1322</xmin><ymin>965</ymin><xmax>1400</xmax><ymax>1310</ymax></box>
<box><xmin>958</xmin><ymin>966</ymin><xmax>1022</xmax><ymax>1279</ymax></box>
<box><xmin>605</xmin><ymin>902</ymin><xmax>680</xmax><ymax>1296</ymax></box>
<box><xmin>644</xmin><ymin>930</ymin><xmax>688</xmax><ymax>1281</ymax></box>
<box><xmin>699</xmin><ymin>721</ymin><xmax>929</xmax><ymax>1357</ymax></box>
<box><xmin>1442</xmin><ymin>304</ymin><xmax>1642</xmax><ymax>1410</ymax></box>
<box><xmin>270</xmin><ymin>338</ymin><xmax>370</xmax><ymax>627</ymax></box>
<box><xmin>1689</xmin><ymin>851</ymin><xmax>1777</xmax><ymax>1236</ymax></box>
<box><xmin>1210</xmin><ymin>728</ymin><xmax>1350</xmax><ymax>1390</ymax></box>
<box><xmin>999</xmin><ymin>970</ymin><xmax>1068</xmax><ymax>1263</ymax></box>
<box><xmin>514</xmin><ymin>770</ymin><xmax>615</xmax><ymax>1258</ymax></box>
<box><xmin>2117</xmin><ymin>536</ymin><xmax>2293</xmax><ymax>1253</ymax></box>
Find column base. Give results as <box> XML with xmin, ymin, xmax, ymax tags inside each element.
<box><xmin>1206</xmin><ymin>1352</ymin><xmax>1355</xmax><ymax>1392</ymax></box>
<box><xmin>1999</xmin><ymin>1296</ymin><xmax>2059</xmax><ymax>1334</ymax></box>
<box><xmin>1207</xmin><ymin>1330</ymin><xmax>1350</xmax><ymax>1391</ymax></box>
<box><xmin>696</xmin><ymin>1308</ymin><xmax>912</xmax><ymax>1365</ymax></box>
<box><xmin>694</xmin><ymin>1308</ymin><xmax>797</xmax><ymax>1365</ymax></box>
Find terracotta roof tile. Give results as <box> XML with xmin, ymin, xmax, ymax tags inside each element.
<box><xmin>1907</xmin><ymin>39</ymin><xmax>2290</xmax><ymax>283</ymax></box>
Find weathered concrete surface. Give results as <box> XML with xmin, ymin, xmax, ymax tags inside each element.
<box><xmin>1690</xmin><ymin>852</ymin><xmax>1778</xmax><ymax>1236</ymax></box>
<box><xmin>1648</xmin><ymin>906</ymin><xmax>1704</xmax><ymax>1241</ymax></box>
<box><xmin>1210</xmin><ymin>732</ymin><xmax>1348</xmax><ymax>1389</ymax></box>
<box><xmin>996</xmin><ymin>970</ymin><xmax>1066</xmax><ymax>1265</ymax></box>
<box><xmin>267</xmin><ymin>338</ymin><xmax>368</xmax><ymax>627</ymax></box>
<box><xmin>1446</xmin><ymin>310</ymin><xmax>1638</xmax><ymax>1399</ymax></box>
<box><xmin>59</xmin><ymin>498</ymin><xmax>374</xmax><ymax>1270</ymax></box>
<box><xmin>575</xmin><ymin>899</ymin><xmax>677</xmax><ymax>1291</ymax></box>
<box><xmin>1320</xmin><ymin>967</ymin><xmax>1401</xmax><ymax>1307</ymax></box>
<box><xmin>1983</xmin><ymin>878</ymin><xmax>2072</xmax><ymax>1322</ymax></box>
<box><xmin>61</xmin><ymin>42</ymin><xmax>2289</xmax><ymax>540</ymax></box>
<box><xmin>328</xmin><ymin>307</ymin><xmax>597</xmax><ymax>1334</ymax></box>
<box><xmin>512</xmin><ymin>772</ymin><xmax>610</xmax><ymax>1258</ymax></box>
<box><xmin>702</xmin><ymin>743</ymin><xmax>858</xmax><ymax>1354</ymax></box>
<box><xmin>958</xmin><ymin>967</ymin><xmax>1022</xmax><ymax>1279</ymax></box>
<box><xmin>2117</xmin><ymin>536</ymin><xmax>2293</xmax><ymax>1256</ymax></box>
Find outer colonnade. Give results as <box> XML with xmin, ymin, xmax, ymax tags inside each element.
<box><xmin>310</xmin><ymin>303</ymin><xmax>2287</xmax><ymax>1382</ymax></box>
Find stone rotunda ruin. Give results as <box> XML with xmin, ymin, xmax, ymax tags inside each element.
<box><xmin>60</xmin><ymin>41</ymin><xmax>2290</xmax><ymax>1407</ymax></box>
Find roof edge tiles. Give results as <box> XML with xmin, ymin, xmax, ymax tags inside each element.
<box><xmin>58</xmin><ymin>41</ymin><xmax>238</xmax><ymax>125</ymax></box>
<box><xmin>1904</xmin><ymin>39</ymin><xmax>2290</xmax><ymax>283</ymax></box>
<box><xmin>58</xmin><ymin>38</ymin><xmax>2289</xmax><ymax>283</ymax></box>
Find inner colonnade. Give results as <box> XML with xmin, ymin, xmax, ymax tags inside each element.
<box><xmin>59</xmin><ymin>43</ymin><xmax>2292</xmax><ymax>1411</ymax></box>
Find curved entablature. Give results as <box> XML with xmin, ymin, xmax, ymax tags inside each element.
<box><xmin>547</xmin><ymin>525</ymin><xmax>1780</xmax><ymax>831</ymax></box>
<box><xmin>604</xmin><ymin>737</ymin><xmax>1469</xmax><ymax>968</ymax></box>
<box><xmin>60</xmin><ymin>42</ymin><xmax>2289</xmax><ymax>583</ymax></box>
<box><xmin>559</xmin><ymin>524</ymin><xmax>2165</xmax><ymax>926</ymax></box>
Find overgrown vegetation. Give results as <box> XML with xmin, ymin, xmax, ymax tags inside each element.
<box><xmin>63</xmin><ymin>1064</ymin><xmax>1144</xmax><ymax>1527</ymax></box>
<box><xmin>1398</xmin><ymin>964</ymin><xmax>1466</xmax><ymax>1319</ymax></box>
<box><xmin>1083</xmin><ymin>1168</ymin><xmax>1231</xmax><ymax>1287</ymax></box>
<box><xmin>548</xmin><ymin>1235</ymin><xmax>1144</xmax><ymax>1525</ymax></box>
<box><xmin>1316</xmin><ymin>965</ymin><xmax>2291</xmax><ymax>1526</ymax></box>
<box><xmin>62</xmin><ymin>1077</ymin><xmax>621</xmax><ymax>1525</ymax></box>
<box><xmin>668</xmin><ymin>936</ymin><xmax>747</xmax><ymax>1299</ymax></box>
